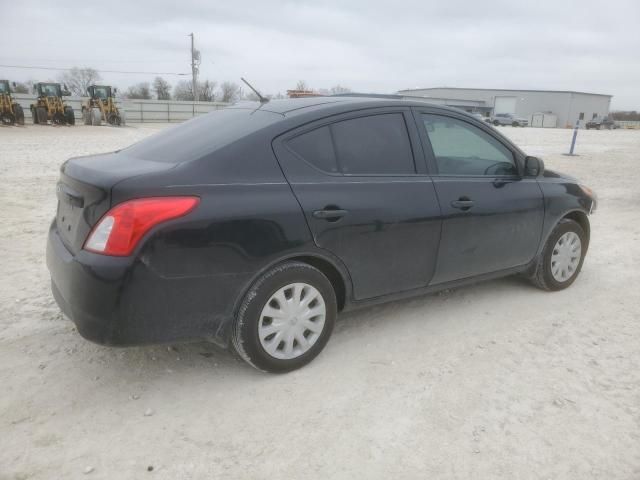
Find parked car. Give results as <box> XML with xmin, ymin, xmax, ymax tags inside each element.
<box><xmin>491</xmin><ymin>112</ymin><xmax>529</xmax><ymax>127</ymax></box>
<box><xmin>47</xmin><ymin>97</ymin><xmax>596</xmax><ymax>372</ymax></box>
<box><xmin>585</xmin><ymin>116</ymin><xmax>618</xmax><ymax>130</ymax></box>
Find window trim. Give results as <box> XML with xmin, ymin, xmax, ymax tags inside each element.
<box><xmin>279</xmin><ymin>107</ymin><xmax>428</xmax><ymax>177</ymax></box>
<box><xmin>412</xmin><ymin>108</ymin><xmax>524</xmax><ymax>178</ymax></box>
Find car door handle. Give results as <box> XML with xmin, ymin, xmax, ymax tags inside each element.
<box><xmin>451</xmin><ymin>199</ymin><xmax>474</xmax><ymax>210</ymax></box>
<box><xmin>312</xmin><ymin>209</ymin><xmax>348</xmax><ymax>220</ymax></box>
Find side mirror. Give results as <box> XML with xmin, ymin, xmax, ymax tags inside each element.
<box><xmin>524</xmin><ymin>156</ymin><xmax>544</xmax><ymax>177</ymax></box>
<box><xmin>12</xmin><ymin>82</ymin><xmax>16</xmax><ymax>88</ymax></box>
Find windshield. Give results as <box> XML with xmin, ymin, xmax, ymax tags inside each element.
<box><xmin>0</xmin><ymin>82</ymin><xmax>9</xmax><ymax>94</ymax></box>
<box><xmin>39</xmin><ymin>83</ymin><xmax>61</xmax><ymax>97</ymax></box>
<box><xmin>93</xmin><ymin>86</ymin><xmax>110</xmax><ymax>99</ymax></box>
<box><xmin>123</xmin><ymin>108</ymin><xmax>281</xmax><ymax>163</ymax></box>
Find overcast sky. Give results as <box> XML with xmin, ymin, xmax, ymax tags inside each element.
<box><xmin>2</xmin><ymin>0</ymin><xmax>639</xmax><ymax>108</ymax></box>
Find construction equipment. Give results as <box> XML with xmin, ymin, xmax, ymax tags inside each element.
<box><xmin>82</xmin><ymin>85</ymin><xmax>123</xmax><ymax>126</ymax></box>
<box><xmin>0</xmin><ymin>80</ymin><xmax>25</xmax><ymax>126</ymax></box>
<box><xmin>30</xmin><ymin>83</ymin><xmax>75</xmax><ymax>125</ymax></box>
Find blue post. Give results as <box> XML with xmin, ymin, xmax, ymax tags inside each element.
<box><xmin>568</xmin><ymin>120</ymin><xmax>580</xmax><ymax>155</ymax></box>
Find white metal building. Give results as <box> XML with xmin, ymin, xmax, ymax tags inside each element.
<box><xmin>396</xmin><ymin>87</ymin><xmax>612</xmax><ymax>128</ymax></box>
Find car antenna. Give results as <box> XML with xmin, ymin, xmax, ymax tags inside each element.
<box><xmin>240</xmin><ymin>77</ymin><xmax>269</xmax><ymax>103</ymax></box>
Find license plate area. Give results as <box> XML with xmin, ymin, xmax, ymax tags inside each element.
<box><xmin>56</xmin><ymin>199</ymin><xmax>82</xmax><ymax>248</ymax></box>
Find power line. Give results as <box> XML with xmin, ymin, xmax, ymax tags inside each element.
<box><xmin>0</xmin><ymin>64</ymin><xmax>189</xmax><ymax>76</ymax></box>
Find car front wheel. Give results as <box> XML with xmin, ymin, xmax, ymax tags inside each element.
<box><xmin>530</xmin><ymin>219</ymin><xmax>587</xmax><ymax>291</ymax></box>
<box><xmin>232</xmin><ymin>261</ymin><xmax>337</xmax><ymax>372</ymax></box>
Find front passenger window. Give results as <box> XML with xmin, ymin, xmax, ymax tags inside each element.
<box><xmin>423</xmin><ymin>114</ymin><xmax>517</xmax><ymax>176</ymax></box>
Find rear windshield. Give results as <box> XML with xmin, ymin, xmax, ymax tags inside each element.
<box><xmin>123</xmin><ymin>108</ymin><xmax>281</xmax><ymax>163</ymax></box>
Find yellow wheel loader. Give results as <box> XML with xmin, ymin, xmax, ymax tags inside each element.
<box><xmin>30</xmin><ymin>83</ymin><xmax>75</xmax><ymax>125</ymax></box>
<box><xmin>0</xmin><ymin>80</ymin><xmax>25</xmax><ymax>126</ymax></box>
<box><xmin>82</xmin><ymin>85</ymin><xmax>123</xmax><ymax>126</ymax></box>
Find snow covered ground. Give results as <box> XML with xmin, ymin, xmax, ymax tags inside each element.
<box><xmin>1</xmin><ymin>123</ymin><xmax>639</xmax><ymax>479</ymax></box>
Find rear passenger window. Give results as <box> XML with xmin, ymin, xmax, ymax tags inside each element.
<box><xmin>331</xmin><ymin>114</ymin><xmax>415</xmax><ymax>175</ymax></box>
<box><xmin>287</xmin><ymin>126</ymin><xmax>338</xmax><ymax>173</ymax></box>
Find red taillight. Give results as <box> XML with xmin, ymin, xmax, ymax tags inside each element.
<box><xmin>84</xmin><ymin>197</ymin><xmax>199</xmax><ymax>256</ymax></box>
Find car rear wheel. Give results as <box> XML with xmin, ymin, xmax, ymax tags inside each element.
<box><xmin>493</xmin><ymin>120</ymin><xmax>500</xmax><ymax>126</ymax></box>
<box><xmin>530</xmin><ymin>219</ymin><xmax>587</xmax><ymax>291</ymax></box>
<box><xmin>232</xmin><ymin>261</ymin><xmax>337</xmax><ymax>373</ymax></box>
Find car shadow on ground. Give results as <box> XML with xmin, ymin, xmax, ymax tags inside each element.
<box><xmin>74</xmin><ymin>274</ymin><xmax>537</xmax><ymax>380</ymax></box>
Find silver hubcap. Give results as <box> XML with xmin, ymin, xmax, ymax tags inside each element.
<box><xmin>551</xmin><ymin>231</ymin><xmax>582</xmax><ymax>282</ymax></box>
<box><xmin>258</xmin><ymin>283</ymin><xmax>326</xmax><ymax>360</ymax></box>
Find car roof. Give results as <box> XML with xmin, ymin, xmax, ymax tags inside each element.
<box><xmin>228</xmin><ymin>95</ymin><xmax>466</xmax><ymax>118</ymax></box>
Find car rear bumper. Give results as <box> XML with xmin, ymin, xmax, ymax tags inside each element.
<box><xmin>46</xmin><ymin>221</ymin><xmax>241</xmax><ymax>347</ymax></box>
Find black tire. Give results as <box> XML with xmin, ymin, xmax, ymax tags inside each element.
<box><xmin>232</xmin><ymin>261</ymin><xmax>337</xmax><ymax>373</ymax></box>
<box><xmin>493</xmin><ymin>120</ymin><xmax>500</xmax><ymax>126</ymax></box>
<box><xmin>530</xmin><ymin>219</ymin><xmax>587</xmax><ymax>291</ymax></box>
<box><xmin>512</xmin><ymin>121</ymin><xmax>519</xmax><ymax>127</ymax></box>
<box><xmin>1</xmin><ymin>112</ymin><xmax>14</xmax><ymax>125</ymax></box>
<box><xmin>90</xmin><ymin>108</ymin><xmax>101</xmax><ymax>126</ymax></box>
<box><xmin>64</xmin><ymin>107</ymin><xmax>75</xmax><ymax>125</ymax></box>
<box><xmin>14</xmin><ymin>104</ymin><xmax>24</xmax><ymax>125</ymax></box>
<box><xmin>36</xmin><ymin>107</ymin><xmax>48</xmax><ymax>124</ymax></box>
<box><xmin>52</xmin><ymin>112</ymin><xmax>65</xmax><ymax>125</ymax></box>
<box><xmin>107</xmin><ymin>113</ymin><xmax>121</xmax><ymax>126</ymax></box>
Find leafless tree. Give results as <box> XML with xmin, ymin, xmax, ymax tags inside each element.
<box><xmin>153</xmin><ymin>77</ymin><xmax>171</xmax><ymax>100</ymax></box>
<box><xmin>173</xmin><ymin>80</ymin><xmax>216</xmax><ymax>101</ymax></box>
<box><xmin>219</xmin><ymin>81</ymin><xmax>240</xmax><ymax>103</ymax></box>
<box><xmin>611</xmin><ymin>110</ymin><xmax>640</xmax><ymax>121</ymax></box>
<box><xmin>173</xmin><ymin>80</ymin><xmax>194</xmax><ymax>101</ymax></box>
<box><xmin>243</xmin><ymin>91</ymin><xmax>260</xmax><ymax>101</ymax></box>
<box><xmin>12</xmin><ymin>82</ymin><xmax>29</xmax><ymax>94</ymax></box>
<box><xmin>199</xmin><ymin>80</ymin><xmax>217</xmax><ymax>102</ymax></box>
<box><xmin>295</xmin><ymin>80</ymin><xmax>308</xmax><ymax>91</ymax></box>
<box><xmin>330</xmin><ymin>85</ymin><xmax>351</xmax><ymax>95</ymax></box>
<box><xmin>126</xmin><ymin>82</ymin><xmax>152</xmax><ymax>99</ymax></box>
<box><xmin>59</xmin><ymin>67</ymin><xmax>101</xmax><ymax>96</ymax></box>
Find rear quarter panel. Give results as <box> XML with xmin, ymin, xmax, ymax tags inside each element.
<box><xmin>111</xmin><ymin>131</ymin><xmax>350</xmax><ymax>332</ymax></box>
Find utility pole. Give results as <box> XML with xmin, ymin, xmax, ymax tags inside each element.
<box><xmin>189</xmin><ymin>32</ymin><xmax>200</xmax><ymax>102</ymax></box>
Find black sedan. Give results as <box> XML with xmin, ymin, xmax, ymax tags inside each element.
<box><xmin>47</xmin><ymin>96</ymin><xmax>597</xmax><ymax>372</ymax></box>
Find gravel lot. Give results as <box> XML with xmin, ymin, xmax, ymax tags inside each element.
<box><xmin>1</xmin><ymin>123</ymin><xmax>639</xmax><ymax>480</ymax></box>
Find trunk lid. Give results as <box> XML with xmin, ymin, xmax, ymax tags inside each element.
<box><xmin>55</xmin><ymin>152</ymin><xmax>176</xmax><ymax>253</ymax></box>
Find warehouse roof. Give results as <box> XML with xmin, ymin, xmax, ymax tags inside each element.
<box><xmin>398</xmin><ymin>87</ymin><xmax>612</xmax><ymax>97</ymax></box>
